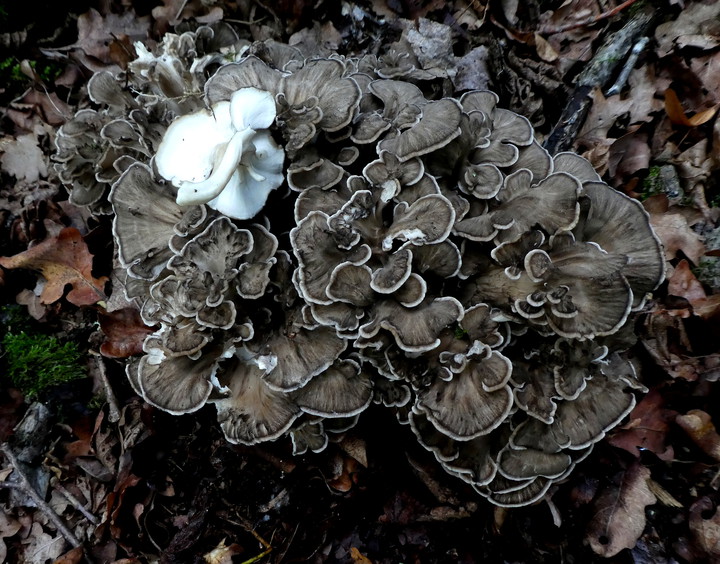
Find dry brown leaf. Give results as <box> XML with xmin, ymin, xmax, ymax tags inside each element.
<box><xmin>676</xmin><ymin>409</ymin><xmax>720</xmax><ymax>462</ymax></box>
<box><xmin>578</xmin><ymin>88</ymin><xmax>635</xmax><ymax>141</ymax></box>
<box><xmin>608</xmin><ymin>130</ymin><xmax>651</xmax><ymax>184</ymax></box>
<box><xmin>152</xmin><ymin>0</ymin><xmax>223</xmax><ymax>30</ymax></box>
<box><xmin>608</xmin><ymin>389</ymin><xmax>677</xmax><ymax>460</ymax></box>
<box><xmin>53</xmin><ymin>546</ymin><xmax>84</xmax><ymax>564</ymax></box>
<box><xmin>350</xmin><ymin>547</ymin><xmax>374</xmax><ymax>563</ymax></box>
<box><xmin>0</xmin><ymin>510</ymin><xmax>22</xmax><ymax>539</ymax></box>
<box><xmin>203</xmin><ymin>539</ymin><xmax>244</xmax><ymax>564</ymax></box>
<box><xmin>542</xmin><ymin>0</ymin><xmax>602</xmax><ymax>68</ymax></box>
<box><xmin>668</xmin><ymin>259</ymin><xmax>707</xmax><ymax>303</ymax></box>
<box><xmin>99</xmin><ymin>307</ymin><xmax>155</xmax><ymax>359</ymax></box>
<box><xmin>534</xmin><ymin>33</ymin><xmax>559</xmax><ymax>62</ymax></box>
<box><xmin>21</xmin><ymin>522</ymin><xmax>65</xmax><ymax>563</ymax></box>
<box><xmin>16</xmin><ymin>287</ymin><xmax>48</xmax><ymax>320</ymax></box>
<box><xmin>452</xmin><ymin>0</ymin><xmax>486</xmax><ymax>31</ymax></box>
<box><xmin>666</xmin><ymin>260</ymin><xmax>720</xmax><ymax>319</ymax></box>
<box><xmin>73</xmin><ymin>9</ymin><xmax>150</xmax><ymax>66</ymax></box>
<box><xmin>655</xmin><ymin>2</ymin><xmax>720</xmax><ymax>56</ymax></box>
<box><xmin>338</xmin><ymin>436</ymin><xmax>368</xmax><ymax>468</ymax></box>
<box><xmin>327</xmin><ymin>453</ymin><xmax>361</xmax><ymax>493</ymax></box>
<box><xmin>648</xmin><ymin>210</ymin><xmax>705</xmax><ymax>264</ymax></box>
<box><xmin>692</xmin><ymin>295</ymin><xmax>720</xmax><ymax>320</ymax></box>
<box><xmin>586</xmin><ymin>462</ymin><xmax>656</xmax><ymax>557</ymax></box>
<box><xmin>689</xmin><ymin>497</ymin><xmax>720</xmax><ymax>559</ymax></box>
<box><xmin>0</xmin><ymin>227</ymin><xmax>108</xmax><ymax>307</ymax></box>
<box><xmin>690</xmin><ymin>53</ymin><xmax>720</xmax><ymax>106</ymax></box>
<box><xmin>664</xmin><ymin>89</ymin><xmax>720</xmax><ymax>127</ymax></box>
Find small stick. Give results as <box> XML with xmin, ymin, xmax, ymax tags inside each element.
<box><xmin>50</xmin><ymin>477</ymin><xmax>100</xmax><ymax>525</ymax></box>
<box><xmin>174</xmin><ymin>0</ymin><xmax>188</xmax><ymax>21</ymax></box>
<box><xmin>89</xmin><ymin>352</ymin><xmax>121</xmax><ymax>423</ymax></box>
<box><xmin>605</xmin><ymin>36</ymin><xmax>649</xmax><ymax>96</ymax></box>
<box><xmin>538</xmin><ymin>0</ymin><xmax>642</xmax><ymax>35</ymax></box>
<box><xmin>225</xmin><ymin>517</ymin><xmax>273</xmax><ymax>564</ymax></box>
<box><xmin>0</xmin><ymin>443</ymin><xmax>82</xmax><ymax>548</ymax></box>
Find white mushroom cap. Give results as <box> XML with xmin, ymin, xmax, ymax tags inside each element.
<box><xmin>154</xmin><ymin>87</ymin><xmax>284</xmax><ymax>220</ymax></box>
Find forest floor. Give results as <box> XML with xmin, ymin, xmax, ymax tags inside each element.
<box><xmin>1</xmin><ymin>0</ymin><xmax>720</xmax><ymax>562</ymax></box>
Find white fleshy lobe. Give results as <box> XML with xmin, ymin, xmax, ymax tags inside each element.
<box><xmin>155</xmin><ymin>87</ymin><xmax>284</xmax><ymax>220</ymax></box>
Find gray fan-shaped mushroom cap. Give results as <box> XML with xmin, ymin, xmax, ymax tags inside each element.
<box><xmin>371</xmin><ymin>248</ymin><xmax>413</xmax><ymax>294</ymax></box>
<box><xmin>236</xmin><ymin>224</ymin><xmax>279</xmax><ymax>300</ymax></box>
<box><xmin>359</xmin><ymin>297</ymin><xmax>464</xmax><ymax>353</ymax></box>
<box><xmin>110</xmin><ymin>162</ymin><xmax>185</xmax><ymax>280</ymax></box>
<box><xmin>294</xmin><ymin>359</ymin><xmax>373</xmax><ymax>417</ymax></box>
<box><xmin>573</xmin><ymin>182</ymin><xmax>665</xmax><ymax>309</ymax></box>
<box><xmin>378</xmin><ymin>98</ymin><xmax>463</xmax><ymax>162</ymax></box>
<box><xmin>249</xmin><ymin>327</ymin><xmax>347</xmax><ymax>392</ymax></box>
<box><xmin>291</xmin><ymin>210</ymin><xmax>372</xmax><ymax>305</ymax></box>
<box><xmin>213</xmin><ymin>357</ymin><xmax>301</xmax><ymax>445</ymax></box>
<box><xmin>511</xmin><ymin>374</ymin><xmax>636</xmax><ymax>453</ymax></box>
<box><xmin>290</xmin><ymin>420</ymin><xmax>329</xmax><ymax>455</ymax></box>
<box><xmin>135</xmin><ymin>347</ymin><xmax>218</xmax><ymax>414</ymax></box>
<box><xmin>383</xmin><ymin>194</ymin><xmax>456</xmax><ymax>250</ymax></box>
<box><xmin>497</xmin><ymin>446</ymin><xmax>572</xmax><ymax>481</ymax></box>
<box><xmin>416</xmin><ymin>350</ymin><xmax>513</xmax><ymax>440</ymax></box>
<box><xmin>453</xmin><ymin>170</ymin><xmax>581</xmax><ymax>245</ymax></box>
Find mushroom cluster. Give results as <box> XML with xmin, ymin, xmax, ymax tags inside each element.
<box><xmin>58</xmin><ymin>33</ymin><xmax>665</xmax><ymax>507</ymax></box>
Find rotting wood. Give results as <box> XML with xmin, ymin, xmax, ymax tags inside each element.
<box><xmin>543</xmin><ymin>5</ymin><xmax>655</xmax><ymax>155</ymax></box>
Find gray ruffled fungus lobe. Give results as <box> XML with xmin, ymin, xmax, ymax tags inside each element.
<box><xmin>55</xmin><ymin>25</ymin><xmax>240</xmax><ymax>215</ymax></box>
<box><xmin>67</xmin><ymin>34</ymin><xmax>667</xmax><ymax>508</ymax></box>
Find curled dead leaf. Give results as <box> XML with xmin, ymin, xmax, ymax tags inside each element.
<box><xmin>689</xmin><ymin>497</ymin><xmax>720</xmax><ymax>559</ymax></box>
<box><xmin>350</xmin><ymin>547</ymin><xmax>374</xmax><ymax>564</ymax></box>
<box><xmin>586</xmin><ymin>462</ymin><xmax>656</xmax><ymax>557</ymax></box>
<box><xmin>664</xmin><ymin>89</ymin><xmax>720</xmax><ymax>127</ymax></box>
<box><xmin>676</xmin><ymin>409</ymin><xmax>720</xmax><ymax>462</ymax></box>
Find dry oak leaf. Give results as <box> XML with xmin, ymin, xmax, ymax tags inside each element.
<box><xmin>0</xmin><ymin>227</ymin><xmax>108</xmax><ymax>307</ymax></box>
<box><xmin>586</xmin><ymin>462</ymin><xmax>657</xmax><ymax>557</ymax></box>
<box><xmin>647</xmin><ymin>209</ymin><xmax>705</xmax><ymax>265</ymax></box>
<box><xmin>608</xmin><ymin>389</ymin><xmax>677</xmax><ymax>460</ymax></box>
<box><xmin>676</xmin><ymin>409</ymin><xmax>720</xmax><ymax>462</ymax></box>
<box><xmin>689</xmin><ymin>497</ymin><xmax>720</xmax><ymax>559</ymax></box>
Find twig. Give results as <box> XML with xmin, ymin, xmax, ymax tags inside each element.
<box><xmin>543</xmin><ymin>4</ymin><xmax>656</xmax><ymax>155</ymax></box>
<box><xmin>0</xmin><ymin>443</ymin><xmax>82</xmax><ymax>548</ymax></box>
<box><xmin>224</xmin><ymin>17</ymin><xmax>268</xmax><ymax>26</ymax></box>
<box><xmin>538</xmin><ymin>0</ymin><xmax>642</xmax><ymax>35</ymax></box>
<box><xmin>174</xmin><ymin>0</ymin><xmax>188</xmax><ymax>22</ymax></box>
<box><xmin>605</xmin><ymin>36</ymin><xmax>649</xmax><ymax>96</ymax></box>
<box><xmin>50</xmin><ymin>477</ymin><xmax>100</xmax><ymax>525</ymax></box>
<box><xmin>226</xmin><ymin>516</ymin><xmax>273</xmax><ymax>563</ymax></box>
<box><xmin>89</xmin><ymin>352</ymin><xmax>121</xmax><ymax>423</ymax></box>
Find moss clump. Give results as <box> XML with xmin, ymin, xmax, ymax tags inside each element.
<box><xmin>641</xmin><ymin>165</ymin><xmax>663</xmax><ymax>200</ymax></box>
<box><xmin>2</xmin><ymin>331</ymin><xmax>86</xmax><ymax>399</ymax></box>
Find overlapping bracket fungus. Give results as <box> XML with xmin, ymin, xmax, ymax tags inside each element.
<box><xmin>57</xmin><ymin>29</ymin><xmax>666</xmax><ymax>507</ymax></box>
